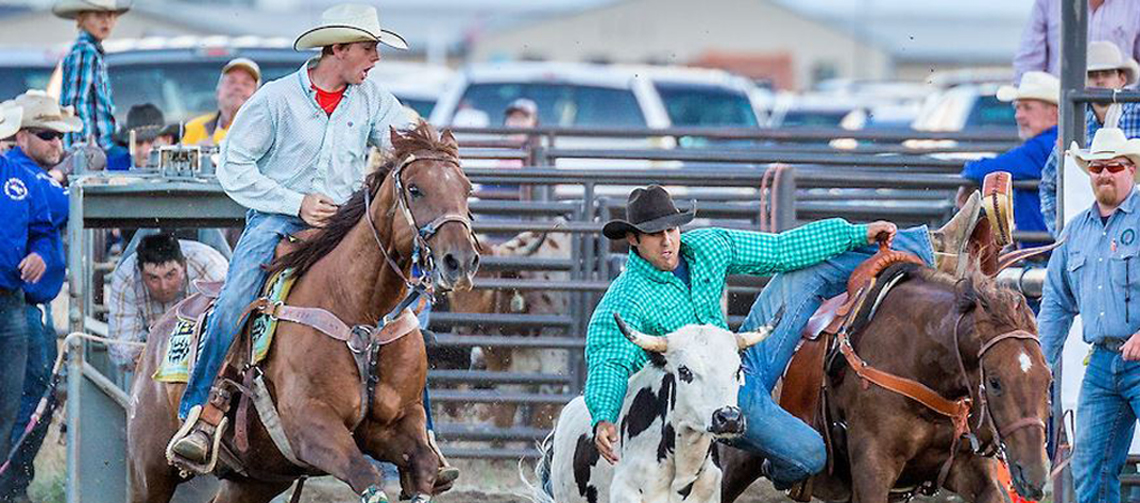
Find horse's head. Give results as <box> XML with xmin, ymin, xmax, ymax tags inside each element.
<box><xmin>379</xmin><ymin>123</ymin><xmax>480</xmax><ymax>292</ymax></box>
<box><xmin>957</xmin><ymin>276</ymin><xmax>1050</xmax><ymax>500</ymax></box>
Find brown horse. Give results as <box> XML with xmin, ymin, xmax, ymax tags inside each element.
<box><xmin>127</xmin><ymin>123</ymin><xmax>479</xmax><ymax>502</ymax></box>
<box><xmin>720</xmin><ymin>266</ymin><xmax>1052</xmax><ymax>503</ymax></box>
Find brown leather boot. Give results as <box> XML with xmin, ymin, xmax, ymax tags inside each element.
<box><xmin>166</xmin><ymin>388</ymin><xmax>231</xmax><ymax>474</ymax></box>
<box><xmin>931</xmin><ymin>191</ymin><xmax>982</xmax><ymax>274</ymax></box>
<box><xmin>427</xmin><ymin>430</ymin><xmax>460</xmax><ymax>490</ymax></box>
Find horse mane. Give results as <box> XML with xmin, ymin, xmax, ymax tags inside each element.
<box><xmin>268</xmin><ymin>122</ymin><xmax>458</xmax><ymax>276</ymax></box>
<box><xmin>910</xmin><ymin>266</ymin><xmax>1033</xmax><ymax>333</ymax></box>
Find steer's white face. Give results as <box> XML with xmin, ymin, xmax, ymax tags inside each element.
<box><xmin>660</xmin><ymin>325</ymin><xmax>747</xmax><ymax>436</ymax></box>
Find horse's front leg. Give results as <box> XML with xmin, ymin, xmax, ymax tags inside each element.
<box><xmin>282</xmin><ymin>403</ymin><xmax>387</xmax><ymax>498</ymax></box>
<box><xmin>943</xmin><ymin>455</ymin><xmax>1011</xmax><ymax>503</ymax></box>
<box><xmin>357</xmin><ymin>408</ymin><xmax>439</xmax><ymax>498</ymax></box>
<box><xmin>847</xmin><ymin>435</ymin><xmax>904</xmax><ymax>503</ymax></box>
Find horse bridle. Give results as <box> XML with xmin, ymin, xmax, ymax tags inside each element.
<box><xmin>361</xmin><ymin>152</ymin><xmax>477</xmax><ymax>292</ymax></box>
<box><xmin>951</xmin><ymin>311</ymin><xmax>1048</xmax><ymax>458</ymax></box>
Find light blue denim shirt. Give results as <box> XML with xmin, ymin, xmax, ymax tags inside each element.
<box><xmin>217</xmin><ymin>59</ymin><xmax>412</xmax><ymax>216</ymax></box>
<box><xmin>1040</xmin><ymin>188</ymin><xmax>1140</xmax><ymax>366</ymax></box>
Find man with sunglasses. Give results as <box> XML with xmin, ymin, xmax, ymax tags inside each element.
<box><xmin>1040</xmin><ymin>127</ymin><xmax>1140</xmax><ymax>503</ymax></box>
<box><xmin>0</xmin><ymin>101</ymin><xmax>54</xmax><ymax>485</ymax></box>
<box><xmin>0</xmin><ymin>91</ymin><xmax>80</xmax><ymax>500</ymax></box>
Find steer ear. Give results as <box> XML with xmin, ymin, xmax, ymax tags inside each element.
<box><xmin>614</xmin><ymin>312</ymin><xmax>667</xmax><ymax>353</ymax></box>
<box><xmin>735</xmin><ymin>325</ymin><xmax>773</xmax><ymax>350</ymax></box>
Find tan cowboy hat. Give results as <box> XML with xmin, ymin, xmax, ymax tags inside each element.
<box><xmin>997</xmin><ymin>71</ymin><xmax>1060</xmax><ymax>106</ymax></box>
<box><xmin>1088</xmin><ymin>41</ymin><xmax>1140</xmax><ymax>87</ymax></box>
<box><xmin>293</xmin><ymin>4</ymin><xmax>408</xmax><ymax>51</ymax></box>
<box><xmin>0</xmin><ymin>102</ymin><xmax>23</xmax><ymax>140</ymax></box>
<box><xmin>52</xmin><ymin>0</ymin><xmax>130</xmax><ymax>20</ymax></box>
<box><xmin>1069</xmin><ymin>127</ymin><xmax>1140</xmax><ymax>182</ymax></box>
<box><xmin>221</xmin><ymin>57</ymin><xmax>261</xmax><ymax>85</ymax></box>
<box><xmin>13</xmin><ymin>90</ymin><xmax>82</xmax><ymax>134</ymax></box>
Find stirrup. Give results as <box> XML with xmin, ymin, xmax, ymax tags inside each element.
<box><xmin>165</xmin><ymin>405</ymin><xmax>228</xmax><ymax>476</ymax></box>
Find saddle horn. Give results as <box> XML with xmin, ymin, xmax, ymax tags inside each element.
<box><xmin>613</xmin><ymin>312</ymin><xmax>667</xmax><ymax>353</ymax></box>
<box><xmin>735</xmin><ymin>325</ymin><xmax>773</xmax><ymax>350</ymax></box>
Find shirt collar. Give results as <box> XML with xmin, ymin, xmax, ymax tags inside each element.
<box><xmin>298</xmin><ymin>57</ymin><xmax>354</xmax><ymax>101</ymax></box>
<box><xmin>1083</xmin><ymin>186</ymin><xmax>1139</xmax><ymax>224</ymax></box>
<box><xmin>78</xmin><ymin>30</ymin><xmax>104</xmax><ymax>52</ymax></box>
<box><xmin>1032</xmin><ymin>125</ymin><xmax>1058</xmax><ymax>141</ymax></box>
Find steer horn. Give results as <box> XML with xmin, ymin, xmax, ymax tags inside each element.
<box><xmin>613</xmin><ymin>312</ymin><xmax>668</xmax><ymax>353</ymax></box>
<box><xmin>735</xmin><ymin>325</ymin><xmax>773</xmax><ymax>350</ymax></box>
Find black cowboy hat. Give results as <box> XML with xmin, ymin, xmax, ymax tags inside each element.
<box><xmin>602</xmin><ymin>185</ymin><xmax>696</xmax><ymax>240</ymax></box>
<box><xmin>113</xmin><ymin>103</ymin><xmax>166</xmax><ymax>144</ymax></box>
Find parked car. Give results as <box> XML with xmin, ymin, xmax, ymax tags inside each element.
<box><xmin>0</xmin><ymin>47</ymin><xmax>64</xmax><ymax>102</ymax></box>
<box><xmin>911</xmin><ymin>83</ymin><xmax>1016</xmax><ymax>132</ymax></box>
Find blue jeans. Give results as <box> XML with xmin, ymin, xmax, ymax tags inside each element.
<box><xmin>734</xmin><ymin>226</ymin><xmax>934</xmax><ymax>487</ymax></box>
<box><xmin>1072</xmin><ymin>347</ymin><xmax>1140</xmax><ymax>503</ymax></box>
<box><xmin>2</xmin><ymin>303</ymin><xmax>55</xmax><ymax>496</ymax></box>
<box><xmin>179</xmin><ymin>210</ymin><xmax>305</xmax><ymax>419</ymax></box>
<box><xmin>0</xmin><ymin>290</ymin><xmax>29</xmax><ymax>460</ymax></box>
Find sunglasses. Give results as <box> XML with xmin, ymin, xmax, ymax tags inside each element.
<box><xmin>30</xmin><ymin>130</ymin><xmax>64</xmax><ymax>142</ymax></box>
<box><xmin>1088</xmin><ymin>161</ymin><xmax>1133</xmax><ymax>174</ymax></box>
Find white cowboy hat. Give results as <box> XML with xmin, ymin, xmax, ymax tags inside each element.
<box><xmin>1069</xmin><ymin>127</ymin><xmax>1140</xmax><ymax>182</ymax></box>
<box><xmin>52</xmin><ymin>0</ymin><xmax>130</xmax><ymax>20</ymax></box>
<box><xmin>1088</xmin><ymin>41</ymin><xmax>1140</xmax><ymax>87</ymax></box>
<box><xmin>14</xmin><ymin>90</ymin><xmax>83</xmax><ymax>134</ymax></box>
<box><xmin>997</xmin><ymin>71</ymin><xmax>1060</xmax><ymax>106</ymax></box>
<box><xmin>293</xmin><ymin>4</ymin><xmax>408</xmax><ymax>51</ymax></box>
<box><xmin>0</xmin><ymin>102</ymin><xmax>24</xmax><ymax>141</ymax></box>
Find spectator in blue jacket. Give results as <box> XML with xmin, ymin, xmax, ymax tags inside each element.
<box><xmin>0</xmin><ymin>91</ymin><xmax>79</xmax><ymax>501</ymax></box>
<box><xmin>0</xmin><ymin>102</ymin><xmax>53</xmax><ymax>467</ymax></box>
<box><xmin>959</xmin><ymin>71</ymin><xmax>1059</xmax><ymax>248</ymax></box>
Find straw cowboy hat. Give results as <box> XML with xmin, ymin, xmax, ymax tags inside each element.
<box><xmin>603</xmin><ymin>185</ymin><xmax>696</xmax><ymax>240</ymax></box>
<box><xmin>13</xmin><ymin>90</ymin><xmax>83</xmax><ymax>134</ymax></box>
<box><xmin>1069</xmin><ymin>127</ymin><xmax>1140</xmax><ymax>182</ymax></box>
<box><xmin>52</xmin><ymin>0</ymin><xmax>130</xmax><ymax>20</ymax></box>
<box><xmin>293</xmin><ymin>4</ymin><xmax>408</xmax><ymax>51</ymax></box>
<box><xmin>1088</xmin><ymin>41</ymin><xmax>1140</xmax><ymax>87</ymax></box>
<box><xmin>997</xmin><ymin>71</ymin><xmax>1060</xmax><ymax>106</ymax></box>
<box><xmin>0</xmin><ymin>102</ymin><xmax>23</xmax><ymax>141</ymax></box>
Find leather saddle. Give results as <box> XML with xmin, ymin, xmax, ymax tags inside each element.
<box><xmin>777</xmin><ymin>243</ymin><xmax>924</xmax><ymax>501</ymax></box>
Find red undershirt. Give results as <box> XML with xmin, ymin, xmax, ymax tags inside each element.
<box><xmin>312</xmin><ymin>83</ymin><xmax>346</xmax><ymax>116</ymax></box>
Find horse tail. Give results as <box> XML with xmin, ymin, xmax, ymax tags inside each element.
<box><xmin>516</xmin><ymin>429</ymin><xmax>557</xmax><ymax>503</ymax></box>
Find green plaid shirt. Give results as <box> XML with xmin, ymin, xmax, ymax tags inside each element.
<box><xmin>584</xmin><ymin>219</ymin><xmax>869</xmax><ymax>427</ymax></box>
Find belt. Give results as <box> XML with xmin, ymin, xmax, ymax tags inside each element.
<box><xmin>1098</xmin><ymin>338</ymin><xmax>1129</xmax><ymax>353</ymax></box>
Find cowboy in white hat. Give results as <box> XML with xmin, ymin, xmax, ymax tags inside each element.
<box><xmin>0</xmin><ymin>101</ymin><xmax>57</xmax><ymax>471</ymax></box>
<box><xmin>1040</xmin><ymin>41</ymin><xmax>1140</xmax><ymax>239</ymax></box>
<box><xmin>956</xmin><ymin>71</ymin><xmax>1059</xmax><ymax>249</ymax></box>
<box><xmin>166</xmin><ymin>4</ymin><xmax>459</xmax><ymax>495</ymax></box>
<box><xmin>182</xmin><ymin>58</ymin><xmax>263</xmax><ymax>146</ymax></box>
<box><xmin>1041</xmin><ymin>126</ymin><xmax>1140</xmax><ymax>503</ymax></box>
<box><xmin>55</xmin><ymin>0</ymin><xmax>130</xmax><ymax>151</ymax></box>
<box><xmin>1</xmin><ymin>90</ymin><xmax>79</xmax><ymax>501</ymax></box>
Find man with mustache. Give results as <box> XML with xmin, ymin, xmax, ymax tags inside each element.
<box><xmin>1040</xmin><ymin>127</ymin><xmax>1140</xmax><ymax>503</ymax></box>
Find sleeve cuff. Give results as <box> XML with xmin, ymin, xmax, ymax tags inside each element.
<box><xmin>851</xmin><ymin>223</ymin><xmax>869</xmax><ymax>246</ymax></box>
<box><xmin>282</xmin><ymin>190</ymin><xmax>306</xmax><ymax>217</ymax></box>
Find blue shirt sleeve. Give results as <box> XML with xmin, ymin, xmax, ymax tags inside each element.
<box><xmin>961</xmin><ymin>130</ymin><xmax>1055</xmax><ymax>182</ymax></box>
<box><xmin>23</xmin><ymin>170</ymin><xmax>53</xmax><ymax>264</ymax></box>
<box><xmin>1040</xmin><ymin>148</ymin><xmax>1059</xmax><ymax>238</ymax></box>
<box><xmin>1039</xmin><ymin>237</ymin><xmax>1078</xmax><ymax>368</ymax></box>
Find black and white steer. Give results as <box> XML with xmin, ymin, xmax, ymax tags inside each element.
<box><xmin>535</xmin><ymin>313</ymin><xmax>770</xmax><ymax>503</ymax></box>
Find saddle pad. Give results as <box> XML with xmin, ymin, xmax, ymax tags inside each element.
<box><xmin>154</xmin><ymin>269</ymin><xmax>297</xmax><ymax>382</ymax></box>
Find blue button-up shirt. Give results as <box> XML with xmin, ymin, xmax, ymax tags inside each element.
<box><xmin>1040</xmin><ymin>103</ymin><xmax>1140</xmax><ymax>238</ymax></box>
<box><xmin>1040</xmin><ymin>188</ymin><xmax>1140</xmax><ymax>366</ymax></box>
<box><xmin>961</xmin><ymin>125</ymin><xmax>1056</xmax><ymax>247</ymax></box>
<box><xmin>7</xmin><ymin>148</ymin><xmax>68</xmax><ymax>304</ymax></box>
<box><xmin>60</xmin><ymin>30</ymin><xmax>116</xmax><ymax>150</ymax></box>
<box><xmin>216</xmin><ymin>59</ymin><xmax>412</xmax><ymax>216</ymax></box>
<box><xmin>0</xmin><ymin>156</ymin><xmax>53</xmax><ymax>292</ymax></box>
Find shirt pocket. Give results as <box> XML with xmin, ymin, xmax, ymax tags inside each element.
<box><xmin>1110</xmin><ymin>249</ymin><xmax>1139</xmax><ymax>322</ymax></box>
<box><xmin>1067</xmin><ymin>252</ymin><xmax>1087</xmax><ymax>298</ymax></box>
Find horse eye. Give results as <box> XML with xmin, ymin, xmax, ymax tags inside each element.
<box><xmin>408</xmin><ymin>185</ymin><xmax>423</xmax><ymax>198</ymax></box>
<box><xmin>678</xmin><ymin>366</ymin><xmax>693</xmax><ymax>383</ymax></box>
<box><xmin>988</xmin><ymin>376</ymin><xmax>1003</xmax><ymax>394</ymax></box>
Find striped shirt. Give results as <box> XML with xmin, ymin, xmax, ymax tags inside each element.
<box><xmin>584</xmin><ymin>220</ymin><xmax>868</xmax><ymax>427</ymax></box>
<box><xmin>107</xmin><ymin>240</ymin><xmax>228</xmax><ymax>367</ymax></box>
<box><xmin>1014</xmin><ymin>0</ymin><xmax>1140</xmax><ymax>83</ymax></box>
<box><xmin>216</xmin><ymin>59</ymin><xmax>412</xmax><ymax>216</ymax></box>
<box><xmin>60</xmin><ymin>31</ymin><xmax>116</xmax><ymax>150</ymax></box>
